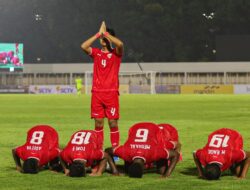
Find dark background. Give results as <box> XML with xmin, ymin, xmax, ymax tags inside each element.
<box><xmin>1</xmin><ymin>0</ymin><xmax>250</xmax><ymax>63</ymax></box>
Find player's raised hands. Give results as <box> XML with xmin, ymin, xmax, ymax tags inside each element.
<box><xmin>99</xmin><ymin>21</ymin><xmax>106</xmax><ymax>36</ymax></box>
<box><xmin>102</xmin><ymin>21</ymin><xmax>106</xmax><ymax>33</ymax></box>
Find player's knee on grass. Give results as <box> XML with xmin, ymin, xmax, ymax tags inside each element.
<box><xmin>23</xmin><ymin>158</ymin><xmax>39</xmax><ymax>174</ymax></box>
<box><xmin>204</xmin><ymin>163</ymin><xmax>221</xmax><ymax>180</ymax></box>
<box><xmin>128</xmin><ymin>159</ymin><xmax>144</xmax><ymax>178</ymax></box>
<box><xmin>69</xmin><ymin>161</ymin><xmax>86</xmax><ymax>177</ymax></box>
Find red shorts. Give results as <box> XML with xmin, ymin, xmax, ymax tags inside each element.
<box><xmin>91</xmin><ymin>91</ymin><xmax>119</xmax><ymax>119</ymax></box>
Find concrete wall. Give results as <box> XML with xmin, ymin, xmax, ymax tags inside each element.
<box><xmin>23</xmin><ymin>62</ymin><xmax>250</xmax><ymax>73</ymax></box>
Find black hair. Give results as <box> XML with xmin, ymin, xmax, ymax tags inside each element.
<box><xmin>69</xmin><ymin>161</ymin><xmax>85</xmax><ymax>177</ymax></box>
<box><xmin>128</xmin><ymin>161</ymin><xmax>144</xmax><ymax>178</ymax></box>
<box><xmin>23</xmin><ymin>158</ymin><xmax>39</xmax><ymax>174</ymax></box>
<box><xmin>103</xmin><ymin>28</ymin><xmax>115</xmax><ymax>52</ymax></box>
<box><xmin>204</xmin><ymin>163</ymin><xmax>221</xmax><ymax>180</ymax></box>
<box><xmin>49</xmin><ymin>157</ymin><xmax>63</xmax><ymax>172</ymax></box>
<box><xmin>156</xmin><ymin>159</ymin><xmax>168</xmax><ymax>174</ymax></box>
<box><xmin>102</xmin><ymin>38</ymin><xmax>112</xmax><ymax>52</ymax></box>
<box><xmin>107</xmin><ymin>28</ymin><xmax>115</xmax><ymax>36</ymax></box>
<box><xmin>124</xmin><ymin>161</ymin><xmax>131</xmax><ymax>174</ymax></box>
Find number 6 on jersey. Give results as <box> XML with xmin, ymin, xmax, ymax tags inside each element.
<box><xmin>135</xmin><ymin>129</ymin><xmax>149</xmax><ymax>142</ymax></box>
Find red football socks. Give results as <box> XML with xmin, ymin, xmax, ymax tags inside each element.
<box><xmin>95</xmin><ymin>126</ymin><xmax>104</xmax><ymax>147</ymax></box>
<box><xmin>110</xmin><ymin>126</ymin><xmax>120</xmax><ymax>147</ymax></box>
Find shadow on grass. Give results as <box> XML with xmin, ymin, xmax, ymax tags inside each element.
<box><xmin>4</xmin><ymin>166</ymin><xmax>16</xmax><ymax>172</ymax></box>
<box><xmin>180</xmin><ymin>166</ymin><xmax>233</xmax><ymax>178</ymax></box>
<box><xmin>180</xmin><ymin>167</ymin><xmax>198</xmax><ymax>176</ymax></box>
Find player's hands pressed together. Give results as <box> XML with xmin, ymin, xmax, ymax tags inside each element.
<box><xmin>98</xmin><ymin>21</ymin><xmax>106</xmax><ymax>37</ymax></box>
<box><xmin>81</xmin><ymin>21</ymin><xmax>108</xmax><ymax>54</ymax></box>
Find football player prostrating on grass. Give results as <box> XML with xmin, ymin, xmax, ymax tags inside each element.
<box><xmin>105</xmin><ymin>122</ymin><xmax>180</xmax><ymax>178</ymax></box>
<box><xmin>193</xmin><ymin>128</ymin><xmax>250</xmax><ymax>180</ymax></box>
<box><xmin>156</xmin><ymin>123</ymin><xmax>182</xmax><ymax>173</ymax></box>
<box><xmin>60</xmin><ymin>130</ymin><xmax>108</xmax><ymax>177</ymax></box>
<box><xmin>81</xmin><ymin>21</ymin><xmax>124</xmax><ymax>148</ymax></box>
<box><xmin>12</xmin><ymin>125</ymin><xmax>61</xmax><ymax>174</ymax></box>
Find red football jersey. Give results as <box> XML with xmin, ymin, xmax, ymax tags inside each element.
<box><xmin>196</xmin><ymin>128</ymin><xmax>245</xmax><ymax>171</ymax></box>
<box><xmin>60</xmin><ymin>130</ymin><xmax>104</xmax><ymax>167</ymax></box>
<box><xmin>90</xmin><ymin>48</ymin><xmax>122</xmax><ymax>92</ymax></box>
<box><xmin>114</xmin><ymin>122</ymin><xmax>169</xmax><ymax>164</ymax></box>
<box><xmin>15</xmin><ymin>125</ymin><xmax>60</xmax><ymax>166</ymax></box>
<box><xmin>158</xmin><ymin>123</ymin><xmax>179</xmax><ymax>149</ymax></box>
<box><xmin>206</xmin><ymin>128</ymin><xmax>243</xmax><ymax>150</ymax></box>
<box><xmin>196</xmin><ymin>148</ymin><xmax>246</xmax><ymax>171</ymax></box>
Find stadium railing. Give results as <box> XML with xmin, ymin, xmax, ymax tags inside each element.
<box><xmin>0</xmin><ymin>71</ymin><xmax>250</xmax><ymax>94</ymax></box>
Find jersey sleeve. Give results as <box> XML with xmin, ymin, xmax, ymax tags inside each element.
<box><xmin>15</xmin><ymin>146</ymin><xmax>25</xmax><ymax>160</ymax></box>
<box><xmin>170</xmin><ymin>128</ymin><xmax>179</xmax><ymax>142</ymax></box>
<box><xmin>113</xmin><ymin>48</ymin><xmax>122</xmax><ymax>58</ymax></box>
<box><xmin>91</xmin><ymin>150</ymin><xmax>104</xmax><ymax>161</ymax></box>
<box><xmin>153</xmin><ymin>147</ymin><xmax>169</xmax><ymax>160</ymax></box>
<box><xmin>195</xmin><ymin>149</ymin><xmax>206</xmax><ymax>166</ymax></box>
<box><xmin>231</xmin><ymin>149</ymin><xmax>246</xmax><ymax>163</ymax></box>
<box><xmin>89</xmin><ymin>48</ymin><xmax>99</xmax><ymax>58</ymax></box>
<box><xmin>164</xmin><ymin>141</ymin><xmax>175</xmax><ymax>149</ymax></box>
<box><xmin>114</xmin><ymin>145</ymin><xmax>127</xmax><ymax>161</ymax></box>
<box><xmin>60</xmin><ymin>148</ymin><xmax>72</xmax><ymax>164</ymax></box>
<box><xmin>233</xmin><ymin>132</ymin><xmax>243</xmax><ymax>150</ymax></box>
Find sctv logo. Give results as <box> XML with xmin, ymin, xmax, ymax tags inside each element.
<box><xmin>39</xmin><ymin>88</ymin><xmax>52</xmax><ymax>94</ymax></box>
<box><xmin>60</xmin><ymin>88</ymin><xmax>74</xmax><ymax>94</ymax></box>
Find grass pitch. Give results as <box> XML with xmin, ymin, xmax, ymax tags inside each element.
<box><xmin>0</xmin><ymin>94</ymin><xmax>250</xmax><ymax>190</ymax></box>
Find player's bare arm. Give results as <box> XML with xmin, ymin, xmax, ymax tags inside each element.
<box><xmin>105</xmin><ymin>148</ymin><xmax>119</xmax><ymax>175</ymax></box>
<box><xmin>12</xmin><ymin>148</ymin><xmax>23</xmax><ymax>172</ymax></box>
<box><xmin>175</xmin><ymin>142</ymin><xmax>182</xmax><ymax>153</ymax></box>
<box><xmin>81</xmin><ymin>22</ymin><xmax>105</xmax><ymax>54</ymax></box>
<box><xmin>193</xmin><ymin>152</ymin><xmax>204</xmax><ymax>178</ymax></box>
<box><xmin>59</xmin><ymin>156</ymin><xmax>69</xmax><ymax>176</ymax></box>
<box><xmin>89</xmin><ymin>155</ymin><xmax>108</xmax><ymax>177</ymax></box>
<box><xmin>104</xmin><ymin>32</ymin><xmax>124</xmax><ymax>56</ymax></box>
<box><xmin>81</xmin><ymin>35</ymin><xmax>98</xmax><ymax>55</ymax></box>
<box><xmin>102</xmin><ymin>21</ymin><xmax>123</xmax><ymax>55</ymax></box>
<box><xmin>238</xmin><ymin>151</ymin><xmax>250</xmax><ymax>179</ymax></box>
<box><xmin>163</xmin><ymin>150</ymin><xmax>180</xmax><ymax>178</ymax></box>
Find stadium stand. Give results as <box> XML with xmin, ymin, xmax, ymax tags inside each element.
<box><xmin>1</xmin><ymin>62</ymin><xmax>250</xmax><ymax>94</ymax></box>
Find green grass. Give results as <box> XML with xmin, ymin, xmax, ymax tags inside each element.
<box><xmin>0</xmin><ymin>94</ymin><xmax>250</xmax><ymax>190</ymax></box>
